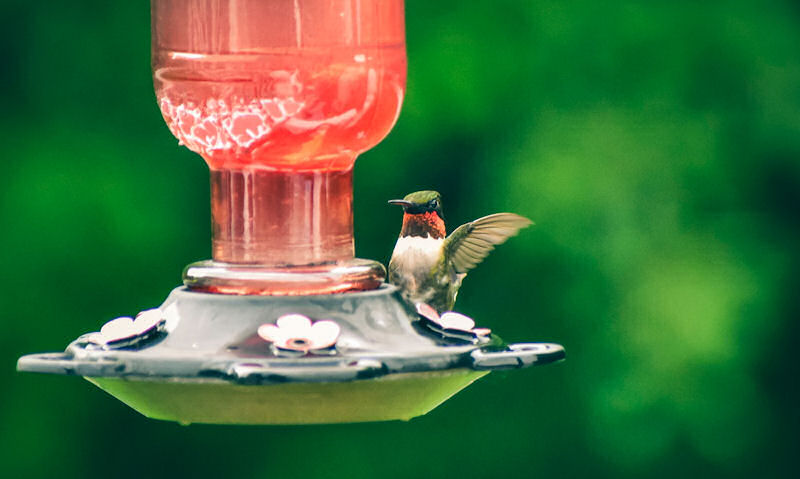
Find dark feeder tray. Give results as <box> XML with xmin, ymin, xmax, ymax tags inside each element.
<box><xmin>18</xmin><ymin>285</ymin><xmax>564</xmax><ymax>425</ymax></box>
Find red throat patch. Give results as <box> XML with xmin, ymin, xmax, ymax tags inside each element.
<box><xmin>401</xmin><ymin>212</ymin><xmax>446</xmax><ymax>239</ymax></box>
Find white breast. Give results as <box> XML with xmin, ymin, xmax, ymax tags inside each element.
<box><xmin>389</xmin><ymin>235</ymin><xmax>446</xmax><ymax>303</ymax></box>
<box><xmin>390</xmin><ymin>235</ymin><xmax>444</xmax><ymax>270</ymax></box>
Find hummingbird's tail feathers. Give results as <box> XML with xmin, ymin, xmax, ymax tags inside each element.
<box><xmin>443</xmin><ymin>213</ymin><xmax>532</xmax><ymax>274</ymax></box>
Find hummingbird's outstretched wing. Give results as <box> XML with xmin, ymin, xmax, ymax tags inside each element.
<box><xmin>443</xmin><ymin>213</ymin><xmax>532</xmax><ymax>274</ymax></box>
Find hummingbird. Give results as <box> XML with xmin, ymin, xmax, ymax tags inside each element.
<box><xmin>388</xmin><ymin>190</ymin><xmax>532</xmax><ymax>313</ymax></box>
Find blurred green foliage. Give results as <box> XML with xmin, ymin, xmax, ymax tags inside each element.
<box><xmin>1</xmin><ymin>1</ymin><xmax>798</xmax><ymax>477</ymax></box>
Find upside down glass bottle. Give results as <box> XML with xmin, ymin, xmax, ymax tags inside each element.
<box><xmin>151</xmin><ymin>0</ymin><xmax>406</xmax><ymax>294</ymax></box>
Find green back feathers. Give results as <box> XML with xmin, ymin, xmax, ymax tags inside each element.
<box><xmin>403</xmin><ymin>190</ymin><xmax>442</xmax><ymax>206</ymax></box>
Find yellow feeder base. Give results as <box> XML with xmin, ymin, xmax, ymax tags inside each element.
<box><xmin>87</xmin><ymin>368</ymin><xmax>489</xmax><ymax>425</ymax></box>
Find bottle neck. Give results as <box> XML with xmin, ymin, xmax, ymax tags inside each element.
<box><xmin>209</xmin><ymin>165</ymin><xmax>355</xmax><ymax>266</ymax></box>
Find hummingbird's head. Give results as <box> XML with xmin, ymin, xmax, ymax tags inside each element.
<box><xmin>388</xmin><ymin>190</ymin><xmax>446</xmax><ymax>239</ymax></box>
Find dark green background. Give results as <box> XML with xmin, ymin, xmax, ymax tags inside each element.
<box><xmin>2</xmin><ymin>1</ymin><xmax>798</xmax><ymax>477</ymax></box>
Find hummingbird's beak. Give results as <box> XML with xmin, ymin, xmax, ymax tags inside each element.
<box><xmin>388</xmin><ymin>199</ymin><xmax>413</xmax><ymax>208</ymax></box>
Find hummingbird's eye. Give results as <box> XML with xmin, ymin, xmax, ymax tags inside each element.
<box><xmin>430</xmin><ymin>199</ymin><xmax>439</xmax><ymax>209</ymax></box>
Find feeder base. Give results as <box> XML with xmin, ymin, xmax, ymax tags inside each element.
<box><xmin>87</xmin><ymin>368</ymin><xmax>488</xmax><ymax>425</ymax></box>
<box><xmin>183</xmin><ymin>258</ymin><xmax>386</xmax><ymax>295</ymax></box>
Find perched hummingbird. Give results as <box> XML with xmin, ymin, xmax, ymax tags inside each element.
<box><xmin>388</xmin><ymin>191</ymin><xmax>532</xmax><ymax>313</ymax></box>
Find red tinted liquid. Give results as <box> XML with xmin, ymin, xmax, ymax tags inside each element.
<box><xmin>156</xmin><ymin>46</ymin><xmax>405</xmax><ymax>171</ymax></box>
<box><xmin>209</xmin><ymin>167</ymin><xmax>353</xmax><ymax>265</ymax></box>
<box><xmin>152</xmin><ymin>0</ymin><xmax>406</xmax><ymax>274</ymax></box>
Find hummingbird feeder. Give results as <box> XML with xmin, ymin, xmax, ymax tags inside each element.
<box><xmin>17</xmin><ymin>0</ymin><xmax>564</xmax><ymax>425</ymax></box>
